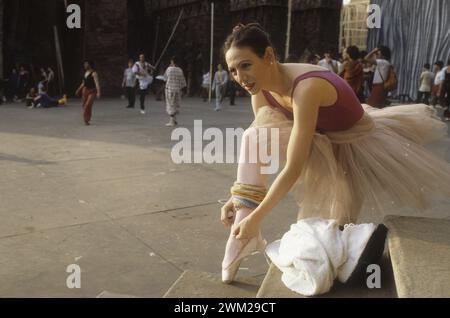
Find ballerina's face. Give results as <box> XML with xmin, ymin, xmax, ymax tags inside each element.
<box><xmin>225</xmin><ymin>46</ymin><xmax>272</xmax><ymax>95</ymax></box>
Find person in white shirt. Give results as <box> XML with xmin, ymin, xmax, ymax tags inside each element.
<box><xmin>417</xmin><ymin>63</ymin><xmax>434</xmax><ymax>105</ymax></box>
<box><xmin>431</xmin><ymin>61</ymin><xmax>444</xmax><ymax>107</ymax></box>
<box><xmin>201</xmin><ymin>70</ymin><xmax>211</xmax><ymax>102</ymax></box>
<box><xmin>365</xmin><ymin>46</ymin><xmax>392</xmax><ymax>108</ymax></box>
<box><xmin>132</xmin><ymin>53</ymin><xmax>155</xmax><ymax>114</ymax></box>
<box><xmin>123</xmin><ymin>59</ymin><xmax>137</xmax><ymax>108</ymax></box>
<box><xmin>164</xmin><ymin>57</ymin><xmax>186</xmax><ymax>126</ymax></box>
<box><xmin>38</xmin><ymin>78</ymin><xmax>47</xmax><ymax>95</ymax></box>
<box><xmin>47</xmin><ymin>67</ymin><xmax>55</xmax><ymax>96</ymax></box>
<box><xmin>212</xmin><ymin>64</ymin><xmax>228</xmax><ymax>111</ymax></box>
<box><xmin>318</xmin><ymin>51</ymin><xmax>339</xmax><ymax>73</ymax></box>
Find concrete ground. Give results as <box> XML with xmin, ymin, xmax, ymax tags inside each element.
<box><xmin>0</xmin><ymin>96</ymin><xmax>449</xmax><ymax>297</ymax></box>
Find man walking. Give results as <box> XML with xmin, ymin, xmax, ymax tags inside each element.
<box><xmin>164</xmin><ymin>57</ymin><xmax>186</xmax><ymax>127</ymax></box>
<box><xmin>132</xmin><ymin>53</ymin><xmax>155</xmax><ymax>114</ymax></box>
<box><xmin>212</xmin><ymin>64</ymin><xmax>228</xmax><ymax>111</ymax></box>
<box><xmin>417</xmin><ymin>63</ymin><xmax>434</xmax><ymax>105</ymax></box>
<box><xmin>123</xmin><ymin>59</ymin><xmax>137</xmax><ymax>108</ymax></box>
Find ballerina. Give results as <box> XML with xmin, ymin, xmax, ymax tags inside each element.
<box><xmin>220</xmin><ymin>23</ymin><xmax>450</xmax><ymax>285</ymax></box>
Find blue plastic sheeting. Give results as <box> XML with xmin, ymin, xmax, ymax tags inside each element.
<box><xmin>367</xmin><ymin>0</ymin><xmax>450</xmax><ymax>100</ymax></box>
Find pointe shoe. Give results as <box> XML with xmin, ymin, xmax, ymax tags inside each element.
<box><xmin>222</xmin><ymin>237</ymin><xmax>267</xmax><ymax>284</ymax></box>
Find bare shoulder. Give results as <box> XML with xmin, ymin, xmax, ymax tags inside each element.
<box><xmin>282</xmin><ymin>63</ymin><xmax>329</xmax><ymax>78</ymax></box>
<box><xmin>292</xmin><ymin>76</ymin><xmax>337</xmax><ymax>107</ymax></box>
<box><xmin>291</xmin><ymin>77</ymin><xmax>321</xmax><ymax>101</ymax></box>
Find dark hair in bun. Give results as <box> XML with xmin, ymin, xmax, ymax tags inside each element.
<box><xmin>223</xmin><ymin>22</ymin><xmax>274</xmax><ymax>58</ymax></box>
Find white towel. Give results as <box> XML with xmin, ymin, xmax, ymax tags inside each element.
<box><xmin>266</xmin><ymin>218</ymin><xmax>376</xmax><ymax>296</ymax></box>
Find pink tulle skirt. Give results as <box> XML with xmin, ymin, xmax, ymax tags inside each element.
<box><xmin>250</xmin><ymin>104</ymin><xmax>450</xmax><ymax>224</ymax></box>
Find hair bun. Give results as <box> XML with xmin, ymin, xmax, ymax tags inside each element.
<box><xmin>244</xmin><ymin>22</ymin><xmax>264</xmax><ymax>31</ymax></box>
<box><xmin>232</xmin><ymin>23</ymin><xmax>245</xmax><ymax>34</ymax></box>
<box><xmin>232</xmin><ymin>22</ymin><xmax>265</xmax><ymax>35</ymax></box>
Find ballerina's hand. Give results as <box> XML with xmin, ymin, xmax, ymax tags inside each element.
<box><xmin>220</xmin><ymin>197</ymin><xmax>235</xmax><ymax>228</ymax></box>
<box><xmin>233</xmin><ymin>214</ymin><xmax>261</xmax><ymax>240</ymax></box>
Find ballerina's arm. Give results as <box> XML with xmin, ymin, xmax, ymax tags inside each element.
<box><xmin>233</xmin><ymin>78</ymin><xmax>324</xmax><ymax>240</ymax></box>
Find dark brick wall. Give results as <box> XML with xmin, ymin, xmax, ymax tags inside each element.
<box><xmin>230</xmin><ymin>1</ymin><xmax>288</xmax><ymax>60</ymax></box>
<box><xmin>147</xmin><ymin>0</ymin><xmax>342</xmax><ymax>95</ymax></box>
<box><xmin>84</xmin><ymin>0</ymin><xmax>128</xmax><ymax>96</ymax></box>
<box><xmin>1</xmin><ymin>0</ymin><xmax>128</xmax><ymax>96</ymax></box>
<box><xmin>127</xmin><ymin>0</ymin><xmax>150</xmax><ymax>60</ymax></box>
<box><xmin>2</xmin><ymin>0</ymin><xmax>80</xmax><ymax>94</ymax></box>
<box><xmin>61</xmin><ymin>0</ymin><xmax>85</xmax><ymax>96</ymax></box>
<box><xmin>0</xmin><ymin>0</ymin><xmax>3</xmax><ymax>78</ymax></box>
<box><xmin>290</xmin><ymin>0</ymin><xmax>342</xmax><ymax>59</ymax></box>
<box><xmin>149</xmin><ymin>0</ymin><xmax>231</xmax><ymax>96</ymax></box>
<box><xmin>2</xmin><ymin>0</ymin><xmax>62</xmax><ymax>78</ymax></box>
<box><xmin>230</xmin><ymin>0</ymin><xmax>287</xmax><ymax>10</ymax></box>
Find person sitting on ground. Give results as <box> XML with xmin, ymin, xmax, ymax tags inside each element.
<box><xmin>26</xmin><ymin>87</ymin><xmax>38</xmax><ymax>108</ymax></box>
<box><xmin>33</xmin><ymin>77</ymin><xmax>67</xmax><ymax>108</ymax></box>
<box><xmin>37</xmin><ymin>76</ymin><xmax>48</xmax><ymax>95</ymax></box>
<box><xmin>33</xmin><ymin>92</ymin><xmax>67</xmax><ymax>108</ymax></box>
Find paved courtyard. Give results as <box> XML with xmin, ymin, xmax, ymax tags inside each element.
<box><xmin>0</xmin><ymin>96</ymin><xmax>449</xmax><ymax>297</ymax></box>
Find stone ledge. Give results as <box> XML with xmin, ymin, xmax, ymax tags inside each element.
<box><xmin>384</xmin><ymin>215</ymin><xmax>450</xmax><ymax>298</ymax></box>
<box><xmin>96</xmin><ymin>290</ymin><xmax>141</xmax><ymax>298</ymax></box>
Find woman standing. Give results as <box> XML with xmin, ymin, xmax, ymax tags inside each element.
<box><xmin>365</xmin><ymin>46</ymin><xmax>391</xmax><ymax>108</ymax></box>
<box><xmin>341</xmin><ymin>45</ymin><xmax>364</xmax><ymax>102</ymax></box>
<box><xmin>76</xmin><ymin>60</ymin><xmax>101</xmax><ymax>125</ymax></box>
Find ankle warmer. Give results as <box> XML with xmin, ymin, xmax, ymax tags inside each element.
<box><xmin>230</xmin><ymin>182</ymin><xmax>267</xmax><ymax>210</ymax></box>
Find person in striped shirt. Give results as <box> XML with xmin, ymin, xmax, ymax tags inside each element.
<box><xmin>164</xmin><ymin>57</ymin><xmax>187</xmax><ymax>126</ymax></box>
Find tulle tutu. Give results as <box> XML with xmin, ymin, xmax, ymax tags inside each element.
<box><xmin>250</xmin><ymin>104</ymin><xmax>450</xmax><ymax>224</ymax></box>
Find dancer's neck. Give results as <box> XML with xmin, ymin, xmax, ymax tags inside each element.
<box><xmin>262</xmin><ymin>63</ymin><xmax>292</xmax><ymax>98</ymax></box>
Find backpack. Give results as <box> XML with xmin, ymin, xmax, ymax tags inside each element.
<box><xmin>443</xmin><ymin>70</ymin><xmax>450</xmax><ymax>92</ymax></box>
<box><xmin>380</xmin><ymin>65</ymin><xmax>397</xmax><ymax>92</ymax></box>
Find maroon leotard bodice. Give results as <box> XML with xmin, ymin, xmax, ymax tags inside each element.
<box><xmin>262</xmin><ymin>70</ymin><xmax>364</xmax><ymax>131</ymax></box>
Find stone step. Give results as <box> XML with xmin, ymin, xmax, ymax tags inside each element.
<box><xmin>256</xmin><ymin>253</ymin><xmax>396</xmax><ymax>298</ymax></box>
<box><xmin>384</xmin><ymin>215</ymin><xmax>450</xmax><ymax>298</ymax></box>
<box><xmin>163</xmin><ymin>270</ymin><xmax>261</xmax><ymax>298</ymax></box>
<box><xmin>96</xmin><ymin>290</ymin><xmax>141</xmax><ymax>298</ymax></box>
